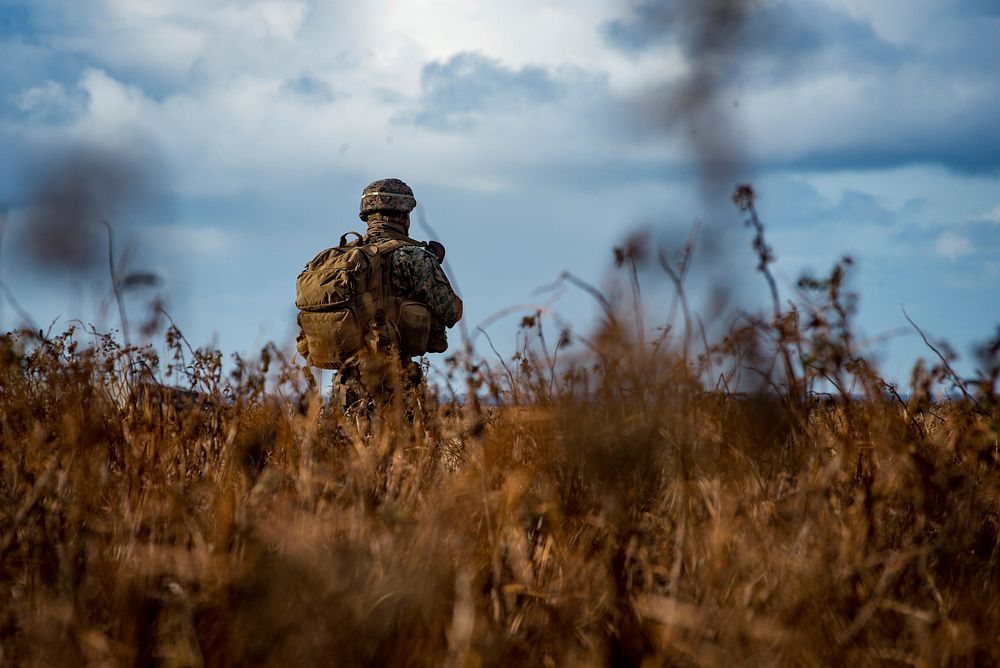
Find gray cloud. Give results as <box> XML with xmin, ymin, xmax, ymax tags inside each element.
<box><xmin>774</xmin><ymin>127</ymin><xmax>1000</xmax><ymax>175</ymax></box>
<box><xmin>899</xmin><ymin>219</ymin><xmax>1000</xmax><ymax>266</ymax></box>
<box><xmin>820</xmin><ymin>190</ymin><xmax>896</xmax><ymax>227</ymax></box>
<box><xmin>763</xmin><ymin>178</ymin><xmax>1000</xmax><ymax>272</ymax></box>
<box><xmin>608</xmin><ymin>0</ymin><xmax>1000</xmax><ymax>176</ymax></box>
<box><xmin>0</xmin><ymin>35</ymin><xmax>88</xmax><ymax>108</ymax></box>
<box><xmin>399</xmin><ymin>52</ymin><xmax>566</xmax><ymax>132</ymax></box>
<box><xmin>759</xmin><ymin>180</ymin><xmax>902</xmax><ymax>234</ymax></box>
<box><xmin>281</xmin><ymin>74</ymin><xmax>338</xmax><ymax>104</ymax></box>
<box><xmin>604</xmin><ymin>0</ymin><xmax>900</xmax><ymax>79</ymax></box>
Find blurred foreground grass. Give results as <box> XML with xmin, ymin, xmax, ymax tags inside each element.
<box><xmin>2</xmin><ymin>188</ymin><xmax>999</xmax><ymax>666</ymax></box>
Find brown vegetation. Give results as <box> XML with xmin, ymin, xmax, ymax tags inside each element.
<box><xmin>2</xmin><ymin>187</ymin><xmax>999</xmax><ymax>666</ymax></box>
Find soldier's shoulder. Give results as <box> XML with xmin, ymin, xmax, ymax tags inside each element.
<box><xmin>392</xmin><ymin>245</ymin><xmax>436</xmax><ymax>263</ymax></box>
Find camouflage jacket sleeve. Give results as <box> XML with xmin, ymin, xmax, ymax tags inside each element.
<box><xmin>390</xmin><ymin>246</ymin><xmax>463</xmax><ymax>327</ymax></box>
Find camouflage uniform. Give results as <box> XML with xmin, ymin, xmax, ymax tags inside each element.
<box><xmin>331</xmin><ymin>224</ymin><xmax>462</xmax><ymax>415</ymax></box>
<box><xmin>381</xmin><ymin>237</ymin><xmax>462</xmax><ymax>329</ymax></box>
<box><xmin>324</xmin><ymin>180</ymin><xmax>462</xmax><ymax>415</ymax></box>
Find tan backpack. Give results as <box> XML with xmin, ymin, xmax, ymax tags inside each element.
<box><xmin>295</xmin><ymin>232</ymin><xmax>432</xmax><ymax>369</ymax></box>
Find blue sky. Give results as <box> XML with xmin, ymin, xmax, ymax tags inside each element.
<box><xmin>1</xmin><ymin>0</ymin><xmax>998</xmax><ymax>385</ymax></box>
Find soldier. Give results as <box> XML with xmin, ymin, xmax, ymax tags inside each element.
<box><xmin>295</xmin><ymin>178</ymin><xmax>462</xmax><ymax>415</ymax></box>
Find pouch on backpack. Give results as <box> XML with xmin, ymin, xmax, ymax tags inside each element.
<box><xmin>397</xmin><ymin>300</ymin><xmax>431</xmax><ymax>356</ymax></box>
<box><xmin>297</xmin><ymin>310</ymin><xmax>364</xmax><ymax>369</ymax></box>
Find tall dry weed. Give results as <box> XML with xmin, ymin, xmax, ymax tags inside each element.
<box><xmin>1</xmin><ymin>186</ymin><xmax>998</xmax><ymax>666</ymax></box>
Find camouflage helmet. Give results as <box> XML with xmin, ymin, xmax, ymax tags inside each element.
<box><xmin>359</xmin><ymin>178</ymin><xmax>417</xmax><ymax>222</ymax></box>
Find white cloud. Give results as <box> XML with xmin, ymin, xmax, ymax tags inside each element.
<box><xmin>741</xmin><ymin>60</ymin><xmax>1000</xmax><ymax>172</ymax></box>
<box><xmin>17</xmin><ymin>81</ymin><xmax>70</xmax><ymax>112</ymax></box>
<box><xmin>220</xmin><ymin>0</ymin><xmax>308</xmax><ymax>41</ymax></box>
<box><xmin>934</xmin><ymin>231</ymin><xmax>974</xmax><ymax>260</ymax></box>
<box><xmin>39</xmin><ymin>0</ymin><xmax>313</xmax><ymax>85</ymax></box>
<box><xmin>7</xmin><ymin>0</ymin><xmax>996</xmax><ymax>200</ymax></box>
<box><xmin>48</xmin><ymin>11</ymin><xmax>206</xmax><ymax>82</ymax></box>
<box><xmin>76</xmin><ymin>69</ymin><xmax>151</xmax><ymax>131</ymax></box>
<box><xmin>20</xmin><ymin>53</ymin><xmax>615</xmax><ymax>195</ymax></box>
<box><xmin>971</xmin><ymin>204</ymin><xmax>1000</xmax><ymax>224</ymax></box>
<box><xmin>821</xmin><ymin>0</ymin><xmax>928</xmax><ymax>43</ymax></box>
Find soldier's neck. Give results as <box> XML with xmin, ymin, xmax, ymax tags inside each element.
<box><xmin>365</xmin><ymin>217</ymin><xmax>410</xmax><ymax>239</ymax></box>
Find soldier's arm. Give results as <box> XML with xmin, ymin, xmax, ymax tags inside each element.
<box><xmin>392</xmin><ymin>247</ymin><xmax>462</xmax><ymax>327</ymax></box>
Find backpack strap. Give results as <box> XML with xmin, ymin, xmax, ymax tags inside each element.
<box><xmin>401</xmin><ymin>235</ymin><xmax>428</xmax><ymax>248</ymax></box>
<box><xmin>339</xmin><ymin>231</ymin><xmax>364</xmax><ymax>248</ymax></box>
<box><xmin>365</xmin><ymin>238</ymin><xmax>415</xmax><ymax>341</ymax></box>
<box><xmin>371</xmin><ymin>238</ymin><xmax>412</xmax><ymax>301</ymax></box>
<box><xmin>373</xmin><ymin>238</ymin><xmax>413</xmax><ymax>253</ymax></box>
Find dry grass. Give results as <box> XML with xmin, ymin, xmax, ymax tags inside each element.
<box><xmin>2</xmin><ymin>188</ymin><xmax>999</xmax><ymax>666</ymax></box>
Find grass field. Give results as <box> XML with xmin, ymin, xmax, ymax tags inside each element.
<box><xmin>2</xmin><ymin>187</ymin><xmax>999</xmax><ymax>666</ymax></box>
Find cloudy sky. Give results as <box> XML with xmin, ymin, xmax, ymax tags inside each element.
<box><xmin>1</xmin><ymin>0</ymin><xmax>998</xmax><ymax>383</ymax></box>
